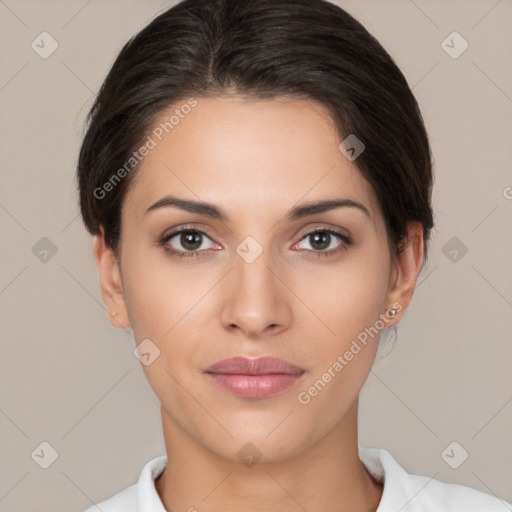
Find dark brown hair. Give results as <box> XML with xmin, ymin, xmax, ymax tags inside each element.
<box><xmin>77</xmin><ymin>0</ymin><xmax>434</xmax><ymax>261</ymax></box>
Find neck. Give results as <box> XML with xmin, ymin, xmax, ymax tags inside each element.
<box><xmin>155</xmin><ymin>399</ymin><xmax>382</xmax><ymax>512</ymax></box>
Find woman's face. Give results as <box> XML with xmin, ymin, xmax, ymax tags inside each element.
<box><xmin>96</xmin><ymin>95</ymin><xmax>422</xmax><ymax>462</ymax></box>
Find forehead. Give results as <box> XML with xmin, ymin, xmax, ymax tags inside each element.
<box><xmin>123</xmin><ymin>96</ymin><xmax>380</xmax><ymax>223</ymax></box>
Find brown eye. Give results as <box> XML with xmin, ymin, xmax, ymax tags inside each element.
<box><xmin>294</xmin><ymin>229</ymin><xmax>351</xmax><ymax>257</ymax></box>
<box><xmin>176</xmin><ymin>231</ymin><xmax>203</xmax><ymax>251</ymax></box>
<box><xmin>160</xmin><ymin>228</ymin><xmax>219</xmax><ymax>258</ymax></box>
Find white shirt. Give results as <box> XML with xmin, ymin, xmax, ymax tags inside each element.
<box><xmin>83</xmin><ymin>447</ymin><xmax>511</xmax><ymax>511</ymax></box>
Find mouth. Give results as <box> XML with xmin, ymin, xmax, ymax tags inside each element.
<box><xmin>204</xmin><ymin>356</ymin><xmax>306</xmax><ymax>399</ymax></box>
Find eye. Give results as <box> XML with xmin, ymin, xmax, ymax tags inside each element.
<box><xmin>293</xmin><ymin>229</ymin><xmax>351</xmax><ymax>257</ymax></box>
<box><xmin>159</xmin><ymin>226</ymin><xmax>351</xmax><ymax>260</ymax></box>
<box><xmin>159</xmin><ymin>228</ymin><xmax>220</xmax><ymax>258</ymax></box>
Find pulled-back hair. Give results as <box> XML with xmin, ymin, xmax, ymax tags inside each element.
<box><xmin>77</xmin><ymin>0</ymin><xmax>434</xmax><ymax>261</ymax></box>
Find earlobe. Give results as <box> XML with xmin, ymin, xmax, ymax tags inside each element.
<box><xmin>93</xmin><ymin>228</ymin><xmax>130</xmax><ymax>329</ymax></box>
<box><xmin>385</xmin><ymin>222</ymin><xmax>424</xmax><ymax>327</ymax></box>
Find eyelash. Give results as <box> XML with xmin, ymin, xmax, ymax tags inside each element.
<box><xmin>158</xmin><ymin>225</ymin><xmax>352</xmax><ymax>260</ymax></box>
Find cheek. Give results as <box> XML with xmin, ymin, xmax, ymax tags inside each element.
<box><xmin>121</xmin><ymin>248</ymin><xmax>212</xmax><ymax>380</ymax></box>
<box><xmin>121</xmin><ymin>245</ymin><xmax>204</xmax><ymax>338</ymax></box>
<box><xmin>299</xmin><ymin>250</ymin><xmax>390</xmax><ymax>341</ymax></box>
<box><xmin>123</xmin><ymin>233</ymin><xmax>391</xmax><ymax>348</ymax></box>
<box><xmin>121</xmin><ymin>257</ymin><xmax>202</xmax><ymax>409</ymax></box>
<box><xmin>293</xmin><ymin>258</ymin><xmax>390</xmax><ymax>424</ymax></box>
<box><xmin>292</xmin><ymin>251</ymin><xmax>391</xmax><ymax>412</ymax></box>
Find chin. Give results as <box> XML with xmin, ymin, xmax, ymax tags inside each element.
<box><xmin>203</xmin><ymin>421</ymin><xmax>315</xmax><ymax>465</ymax></box>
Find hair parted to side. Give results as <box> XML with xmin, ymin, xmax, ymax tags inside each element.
<box><xmin>77</xmin><ymin>0</ymin><xmax>434</xmax><ymax>262</ymax></box>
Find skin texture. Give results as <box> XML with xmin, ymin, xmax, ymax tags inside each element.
<box><xmin>93</xmin><ymin>95</ymin><xmax>424</xmax><ymax>512</ymax></box>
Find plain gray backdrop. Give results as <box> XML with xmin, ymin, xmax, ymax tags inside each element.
<box><xmin>1</xmin><ymin>1</ymin><xmax>511</xmax><ymax>511</ymax></box>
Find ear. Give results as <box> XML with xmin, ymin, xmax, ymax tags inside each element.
<box><xmin>384</xmin><ymin>221</ymin><xmax>424</xmax><ymax>327</ymax></box>
<box><xmin>93</xmin><ymin>227</ymin><xmax>131</xmax><ymax>329</ymax></box>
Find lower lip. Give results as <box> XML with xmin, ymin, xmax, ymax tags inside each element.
<box><xmin>206</xmin><ymin>373</ymin><xmax>304</xmax><ymax>399</ymax></box>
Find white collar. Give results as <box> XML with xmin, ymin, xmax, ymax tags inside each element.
<box><xmin>131</xmin><ymin>446</ymin><xmax>507</xmax><ymax>511</ymax></box>
<box><xmin>135</xmin><ymin>447</ymin><xmax>404</xmax><ymax>511</ymax></box>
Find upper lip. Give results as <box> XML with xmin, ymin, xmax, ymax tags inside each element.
<box><xmin>205</xmin><ymin>356</ymin><xmax>305</xmax><ymax>375</ymax></box>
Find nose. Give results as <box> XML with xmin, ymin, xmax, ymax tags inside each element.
<box><xmin>220</xmin><ymin>247</ymin><xmax>293</xmax><ymax>339</ymax></box>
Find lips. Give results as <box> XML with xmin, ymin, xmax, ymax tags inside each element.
<box><xmin>204</xmin><ymin>356</ymin><xmax>305</xmax><ymax>399</ymax></box>
<box><xmin>205</xmin><ymin>356</ymin><xmax>305</xmax><ymax>375</ymax></box>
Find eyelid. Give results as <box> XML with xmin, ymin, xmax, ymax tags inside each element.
<box><xmin>160</xmin><ymin>225</ymin><xmax>219</xmax><ymax>252</ymax></box>
<box><xmin>292</xmin><ymin>228</ymin><xmax>351</xmax><ymax>253</ymax></box>
<box><xmin>160</xmin><ymin>225</ymin><xmax>350</xmax><ymax>244</ymax></box>
<box><xmin>160</xmin><ymin>223</ymin><xmax>352</xmax><ymax>258</ymax></box>
<box><xmin>161</xmin><ymin>224</ymin><xmax>214</xmax><ymax>242</ymax></box>
<box><xmin>295</xmin><ymin>223</ymin><xmax>351</xmax><ymax>242</ymax></box>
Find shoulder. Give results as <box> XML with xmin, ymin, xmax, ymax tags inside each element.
<box><xmin>81</xmin><ymin>455</ymin><xmax>167</xmax><ymax>512</ymax></box>
<box><xmin>359</xmin><ymin>446</ymin><xmax>512</xmax><ymax>512</ymax></box>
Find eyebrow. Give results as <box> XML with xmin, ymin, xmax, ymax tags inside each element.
<box><xmin>145</xmin><ymin>194</ymin><xmax>370</xmax><ymax>222</ymax></box>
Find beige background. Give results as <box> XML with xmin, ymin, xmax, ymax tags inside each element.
<box><xmin>1</xmin><ymin>0</ymin><xmax>511</xmax><ymax>510</ymax></box>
